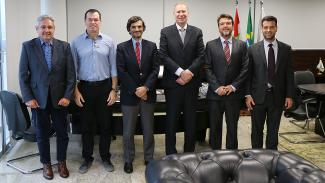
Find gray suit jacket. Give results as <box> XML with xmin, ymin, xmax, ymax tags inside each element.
<box><xmin>204</xmin><ymin>37</ymin><xmax>249</xmax><ymax>100</ymax></box>
<box><xmin>19</xmin><ymin>38</ymin><xmax>76</xmax><ymax>109</ymax></box>
<box><xmin>245</xmin><ymin>40</ymin><xmax>294</xmax><ymax>106</ymax></box>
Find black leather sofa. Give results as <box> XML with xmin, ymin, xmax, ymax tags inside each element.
<box><xmin>145</xmin><ymin>149</ymin><xmax>325</xmax><ymax>183</ymax></box>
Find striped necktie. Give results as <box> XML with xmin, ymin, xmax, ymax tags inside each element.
<box><xmin>135</xmin><ymin>41</ymin><xmax>140</xmax><ymax>65</ymax></box>
<box><xmin>224</xmin><ymin>40</ymin><xmax>231</xmax><ymax>63</ymax></box>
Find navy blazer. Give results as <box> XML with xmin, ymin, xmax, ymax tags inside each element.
<box><xmin>117</xmin><ymin>39</ymin><xmax>160</xmax><ymax>106</ymax></box>
<box><xmin>19</xmin><ymin>38</ymin><xmax>76</xmax><ymax>109</ymax></box>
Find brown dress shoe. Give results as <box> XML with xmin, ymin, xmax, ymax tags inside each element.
<box><xmin>43</xmin><ymin>163</ymin><xmax>53</xmax><ymax>180</ymax></box>
<box><xmin>58</xmin><ymin>161</ymin><xmax>69</xmax><ymax>178</ymax></box>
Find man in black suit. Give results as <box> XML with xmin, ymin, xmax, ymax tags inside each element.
<box><xmin>117</xmin><ymin>16</ymin><xmax>159</xmax><ymax>174</ymax></box>
<box><xmin>245</xmin><ymin>16</ymin><xmax>294</xmax><ymax>150</ymax></box>
<box><xmin>159</xmin><ymin>3</ymin><xmax>205</xmax><ymax>155</ymax></box>
<box><xmin>204</xmin><ymin>14</ymin><xmax>248</xmax><ymax>150</ymax></box>
<box><xmin>19</xmin><ymin>15</ymin><xmax>75</xmax><ymax>180</ymax></box>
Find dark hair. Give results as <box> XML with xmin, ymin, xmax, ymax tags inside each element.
<box><xmin>126</xmin><ymin>16</ymin><xmax>146</xmax><ymax>32</ymax></box>
<box><xmin>217</xmin><ymin>14</ymin><xmax>234</xmax><ymax>27</ymax></box>
<box><xmin>84</xmin><ymin>9</ymin><xmax>101</xmax><ymax>21</ymax></box>
<box><xmin>261</xmin><ymin>16</ymin><xmax>277</xmax><ymax>26</ymax></box>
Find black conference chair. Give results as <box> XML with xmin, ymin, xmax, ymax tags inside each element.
<box><xmin>280</xmin><ymin>70</ymin><xmax>323</xmax><ymax>143</ymax></box>
<box><xmin>0</xmin><ymin>90</ymin><xmax>41</xmax><ymax>174</ymax></box>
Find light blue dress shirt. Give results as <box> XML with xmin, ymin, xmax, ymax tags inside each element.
<box><xmin>70</xmin><ymin>32</ymin><xmax>117</xmax><ymax>81</ymax></box>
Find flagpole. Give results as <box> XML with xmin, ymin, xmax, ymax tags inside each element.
<box><xmin>253</xmin><ymin>0</ymin><xmax>256</xmax><ymax>43</ymax></box>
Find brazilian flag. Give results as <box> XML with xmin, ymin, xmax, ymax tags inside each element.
<box><xmin>246</xmin><ymin>6</ymin><xmax>254</xmax><ymax>46</ymax></box>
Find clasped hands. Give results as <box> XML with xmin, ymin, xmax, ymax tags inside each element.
<box><xmin>215</xmin><ymin>85</ymin><xmax>234</xmax><ymax>96</ymax></box>
<box><xmin>176</xmin><ymin>69</ymin><xmax>193</xmax><ymax>85</ymax></box>
<box><xmin>135</xmin><ymin>86</ymin><xmax>148</xmax><ymax>101</ymax></box>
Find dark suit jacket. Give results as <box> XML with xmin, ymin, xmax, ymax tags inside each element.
<box><xmin>245</xmin><ymin>40</ymin><xmax>294</xmax><ymax>106</ymax></box>
<box><xmin>205</xmin><ymin>37</ymin><xmax>249</xmax><ymax>100</ymax></box>
<box><xmin>117</xmin><ymin>39</ymin><xmax>160</xmax><ymax>106</ymax></box>
<box><xmin>159</xmin><ymin>24</ymin><xmax>205</xmax><ymax>89</ymax></box>
<box><xmin>19</xmin><ymin>38</ymin><xmax>76</xmax><ymax>109</ymax></box>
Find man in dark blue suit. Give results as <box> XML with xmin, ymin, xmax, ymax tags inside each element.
<box><xmin>19</xmin><ymin>15</ymin><xmax>75</xmax><ymax>180</ymax></box>
<box><xmin>117</xmin><ymin>16</ymin><xmax>160</xmax><ymax>173</ymax></box>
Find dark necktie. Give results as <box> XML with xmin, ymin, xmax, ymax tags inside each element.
<box><xmin>224</xmin><ymin>40</ymin><xmax>231</xmax><ymax>63</ymax></box>
<box><xmin>135</xmin><ymin>41</ymin><xmax>140</xmax><ymax>65</ymax></box>
<box><xmin>268</xmin><ymin>43</ymin><xmax>275</xmax><ymax>85</ymax></box>
<box><xmin>43</xmin><ymin>42</ymin><xmax>52</xmax><ymax>71</ymax></box>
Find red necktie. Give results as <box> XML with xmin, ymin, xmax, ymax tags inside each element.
<box><xmin>135</xmin><ymin>42</ymin><xmax>140</xmax><ymax>65</ymax></box>
<box><xmin>224</xmin><ymin>40</ymin><xmax>231</xmax><ymax>63</ymax></box>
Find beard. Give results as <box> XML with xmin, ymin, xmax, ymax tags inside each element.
<box><xmin>221</xmin><ymin>30</ymin><xmax>231</xmax><ymax>37</ymax></box>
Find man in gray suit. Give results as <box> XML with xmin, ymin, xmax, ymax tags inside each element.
<box><xmin>245</xmin><ymin>16</ymin><xmax>294</xmax><ymax>150</ymax></box>
<box><xmin>19</xmin><ymin>15</ymin><xmax>75</xmax><ymax>180</ymax></box>
<box><xmin>117</xmin><ymin>16</ymin><xmax>160</xmax><ymax>173</ymax></box>
<box><xmin>205</xmin><ymin>14</ymin><xmax>248</xmax><ymax>150</ymax></box>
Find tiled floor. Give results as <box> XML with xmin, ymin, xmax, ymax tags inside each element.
<box><xmin>0</xmin><ymin>115</ymin><xmax>324</xmax><ymax>183</ymax></box>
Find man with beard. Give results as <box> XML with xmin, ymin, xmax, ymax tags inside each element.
<box><xmin>159</xmin><ymin>3</ymin><xmax>205</xmax><ymax>155</ymax></box>
<box><xmin>204</xmin><ymin>14</ymin><xmax>248</xmax><ymax>150</ymax></box>
<box><xmin>245</xmin><ymin>16</ymin><xmax>294</xmax><ymax>150</ymax></box>
<box><xmin>117</xmin><ymin>16</ymin><xmax>159</xmax><ymax>173</ymax></box>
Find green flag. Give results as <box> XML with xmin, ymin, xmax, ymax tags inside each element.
<box><xmin>246</xmin><ymin>6</ymin><xmax>254</xmax><ymax>46</ymax></box>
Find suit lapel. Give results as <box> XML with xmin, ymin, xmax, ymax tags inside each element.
<box><xmin>33</xmin><ymin>39</ymin><xmax>49</xmax><ymax>72</ymax></box>
<box><xmin>172</xmin><ymin>24</ymin><xmax>184</xmax><ymax>48</ymax></box>
<box><xmin>275</xmin><ymin>40</ymin><xmax>282</xmax><ymax>73</ymax></box>
<box><xmin>140</xmin><ymin>40</ymin><xmax>147</xmax><ymax>69</ymax></box>
<box><xmin>257</xmin><ymin>41</ymin><xmax>267</xmax><ymax>70</ymax></box>
<box><xmin>183</xmin><ymin>25</ymin><xmax>191</xmax><ymax>48</ymax></box>
<box><xmin>51</xmin><ymin>39</ymin><xmax>58</xmax><ymax>72</ymax></box>
<box><xmin>216</xmin><ymin>37</ymin><xmax>228</xmax><ymax>65</ymax></box>
<box><xmin>127</xmin><ymin>39</ymin><xmax>141</xmax><ymax>71</ymax></box>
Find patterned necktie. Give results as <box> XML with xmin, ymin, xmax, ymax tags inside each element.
<box><xmin>43</xmin><ymin>42</ymin><xmax>52</xmax><ymax>71</ymax></box>
<box><xmin>268</xmin><ymin>43</ymin><xmax>275</xmax><ymax>85</ymax></box>
<box><xmin>180</xmin><ymin>28</ymin><xmax>186</xmax><ymax>44</ymax></box>
<box><xmin>135</xmin><ymin>41</ymin><xmax>140</xmax><ymax>65</ymax></box>
<box><xmin>224</xmin><ymin>40</ymin><xmax>231</xmax><ymax>63</ymax></box>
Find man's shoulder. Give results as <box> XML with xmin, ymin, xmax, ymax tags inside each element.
<box><xmin>53</xmin><ymin>38</ymin><xmax>69</xmax><ymax>46</ymax></box>
<box><xmin>188</xmin><ymin>24</ymin><xmax>202</xmax><ymax>32</ymax></box>
<box><xmin>206</xmin><ymin>39</ymin><xmax>218</xmax><ymax>47</ymax></box>
<box><xmin>277</xmin><ymin>40</ymin><xmax>291</xmax><ymax>49</ymax></box>
<box><xmin>117</xmin><ymin>40</ymin><xmax>130</xmax><ymax>48</ymax></box>
<box><xmin>142</xmin><ymin>39</ymin><xmax>156</xmax><ymax>47</ymax></box>
<box><xmin>23</xmin><ymin>38</ymin><xmax>39</xmax><ymax>46</ymax></box>
<box><xmin>161</xmin><ymin>24</ymin><xmax>175</xmax><ymax>32</ymax></box>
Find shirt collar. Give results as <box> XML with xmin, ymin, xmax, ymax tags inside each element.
<box><xmin>220</xmin><ymin>36</ymin><xmax>232</xmax><ymax>44</ymax></box>
<box><xmin>132</xmin><ymin>38</ymin><xmax>142</xmax><ymax>45</ymax></box>
<box><xmin>176</xmin><ymin>23</ymin><xmax>188</xmax><ymax>31</ymax></box>
<box><xmin>83</xmin><ymin>31</ymin><xmax>103</xmax><ymax>39</ymax></box>
<box><xmin>264</xmin><ymin>39</ymin><xmax>277</xmax><ymax>48</ymax></box>
<box><xmin>39</xmin><ymin>38</ymin><xmax>53</xmax><ymax>46</ymax></box>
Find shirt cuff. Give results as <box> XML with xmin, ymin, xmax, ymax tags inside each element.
<box><xmin>175</xmin><ymin>67</ymin><xmax>184</xmax><ymax>76</ymax></box>
<box><xmin>231</xmin><ymin>85</ymin><xmax>236</xmax><ymax>92</ymax></box>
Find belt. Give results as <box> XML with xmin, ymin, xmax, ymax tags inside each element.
<box><xmin>79</xmin><ymin>78</ymin><xmax>109</xmax><ymax>86</ymax></box>
<box><xmin>266</xmin><ymin>87</ymin><xmax>273</xmax><ymax>92</ymax></box>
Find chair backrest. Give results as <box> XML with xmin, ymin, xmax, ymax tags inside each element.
<box><xmin>0</xmin><ymin>90</ymin><xmax>31</xmax><ymax>139</ymax></box>
<box><xmin>294</xmin><ymin>70</ymin><xmax>315</xmax><ymax>86</ymax></box>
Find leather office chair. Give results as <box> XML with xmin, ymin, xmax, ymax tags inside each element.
<box><xmin>280</xmin><ymin>70</ymin><xmax>324</xmax><ymax>143</ymax></box>
<box><xmin>0</xmin><ymin>90</ymin><xmax>42</xmax><ymax>173</ymax></box>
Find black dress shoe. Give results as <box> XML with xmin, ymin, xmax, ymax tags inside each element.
<box><xmin>144</xmin><ymin>160</ymin><xmax>150</xmax><ymax>166</ymax></box>
<box><xmin>124</xmin><ymin>162</ymin><xmax>133</xmax><ymax>174</ymax></box>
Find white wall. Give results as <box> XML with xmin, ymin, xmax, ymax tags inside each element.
<box><xmin>4</xmin><ymin>0</ymin><xmax>325</xmax><ymax>94</ymax></box>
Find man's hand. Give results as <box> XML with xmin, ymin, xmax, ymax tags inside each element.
<box><xmin>140</xmin><ymin>93</ymin><xmax>148</xmax><ymax>101</ymax></box>
<box><xmin>25</xmin><ymin>99</ymin><xmax>39</xmax><ymax>108</ymax></box>
<box><xmin>224</xmin><ymin>85</ymin><xmax>234</xmax><ymax>95</ymax></box>
<box><xmin>215</xmin><ymin>86</ymin><xmax>226</xmax><ymax>96</ymax></box>
<box><xmin>58</xmin><ymin>98</ymin><xmax>70</xmax><ymax>107</ymax></box>
<box><xmin>107</xmin><ymin>90</ymin><xmax>117</xmax><ymax>106</ymax></box>
<box><xmin>245</xmin><ymin>95</ymin><xmax>255</xmax><ymax>111</ymax></box>
<box><xmin>180</xmin><ymin>69</ymin><xmax>193</xmax><ymax>83</ymax></box>
<box><xmin>135</xmin><ymin>86</ymin><xmax>148</xmax><ymax>98</ymax></box>
<box><xmin>74</xmin><ymin>88</ymin><xmax>85</xmax><ymax>107</ymax></box>
<box><xmin>176</xmin><ymin>77</ymin><xmax>186</xmax><ymax>85</ymax></box>
<box><xmin>285</xmin><ymin>97</ymin><xmax>293</xmax><ymax>110</ymax></box>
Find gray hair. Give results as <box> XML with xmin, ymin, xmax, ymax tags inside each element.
<box><xmin>35</xmin><ymin>14</ymin><xmax>55</xmax><ymax>27</ymax></box>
